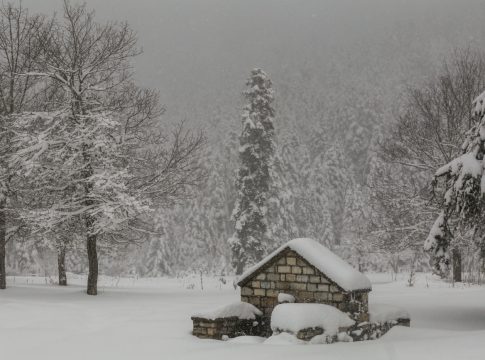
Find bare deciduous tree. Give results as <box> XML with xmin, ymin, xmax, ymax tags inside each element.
<box><xmin>13</xmin><ymin>1</ymin><xmax>205</xmax><ymax>295</ymax></box>
<box><xmin>375</xmin><ymin>48</ymin><xmax>485</xmax><ymax>280</ymax></box>
<box><xmin>0</xmin><ymin>2</ymin><xmax>51</xmax><ymax>289</ymax></box>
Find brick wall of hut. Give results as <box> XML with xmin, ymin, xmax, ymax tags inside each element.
<box><xmin>239</xmin><ymin>249</ymin><xmax>369</xmax><ymax>322</ymax></box>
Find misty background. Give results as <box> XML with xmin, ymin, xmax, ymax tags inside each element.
<box><xmin>23</xmin><ymin>0</ymin><xmax>485</xmax><ymax>122</ymax></box>
<box><xmin>11</xmin><ymin>0</ymin><xmax>485</xmax><ymax>277</ymax></box>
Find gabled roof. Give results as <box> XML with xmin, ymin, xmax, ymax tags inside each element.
<box><xmin>238</xmin><ymin>238</ymin><xmax>372</xmax><ymax>292</ymax></box>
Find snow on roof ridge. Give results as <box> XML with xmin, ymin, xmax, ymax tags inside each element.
<box><xmin>238</xmin><ymin>238</ymin><xmax>372</xmax><ymax>292</ymax></box>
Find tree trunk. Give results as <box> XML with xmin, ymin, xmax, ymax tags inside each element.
<box><xmin>57</xmin><ymin>244</ymin><xmax>67</xmax><ymax>286</ymax></box>
<box><xmin>86</xmin><ymin>232</ymin><xmax>98</xmax><ymax>295</ymax></box>
<box><xmin>452</xmin><ymin>248</ymin><xmax>462</xmax><ymax>283</ymax></box>
<box><xmin>0</xmin><ymin>200</ymin><xmax>6</xmax><ymax>289</ymax></box>
<box><xmin>81</xmin><ymin>139</ymin><xmax>97</xmax><ymax>295</ymax></box>
<box><xmin>235</xmin><ymin>261</ymin><xmax>244</xmax><ymax>276</ymax></box>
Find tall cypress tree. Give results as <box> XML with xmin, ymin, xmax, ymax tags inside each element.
<box><xmin>230</xmin><ymin>69</ymin><xmax>275</xmax><ymax>274</ymax></box>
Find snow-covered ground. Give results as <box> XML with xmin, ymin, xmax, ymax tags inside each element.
<box><xmin>1</xmin><ymin>272</ymin><xmax>485</xmax><ymax>360</ymax></box>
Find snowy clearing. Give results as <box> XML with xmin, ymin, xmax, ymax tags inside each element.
<box><xmin>1</xmin><ymin>273</ymin><xmax>485</xmax><ymax>360</ymax></box>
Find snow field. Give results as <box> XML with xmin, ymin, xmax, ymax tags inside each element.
<box><xmin>1</xmin><ymin>273</ymin><xmax>485</xmax><ymax>360</ymax></box>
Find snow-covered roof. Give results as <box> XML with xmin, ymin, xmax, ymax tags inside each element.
<box><xmin>192</xmin><ymin>301</ymin><xmax>262</xmax><ymax>320</ymax></box>
<box><xmin>238</xmin><ymin>238</ymin><xmax>372</xmax><ymax>292</ymax></box>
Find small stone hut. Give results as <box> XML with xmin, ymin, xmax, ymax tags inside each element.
<box><xmin>237</xmin><ymin>238</ymin><xmax>372</xmax><ymax>323</ymax></box>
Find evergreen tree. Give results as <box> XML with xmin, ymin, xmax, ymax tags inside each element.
<box><xmin>230</xmin><ymin>69</ymin><xmax>275</xmax><ymax>274</ymax></box>
<box><xmin>145</xmin><ymin>236</ymin><xmax>172</xmax><ymax>277</ymax></box>
<box><xmin>425</xmin><ymin>90</ymin><xmax>485</xmax><ymax>275</ymax></box>
<box><xmin>321</xmin><ymin>142</ymin><xmax>349</xmax><ymax>246</ymax></box>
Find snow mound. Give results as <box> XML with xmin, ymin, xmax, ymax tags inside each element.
<box><xmin>239</xmin><ymin>238</ymin><xmax>371</xmax><ymax>291</ymax></box>
<box><xmin>369</xmin><ymin>304</ymin><xmax>410</xmax><ymax>323</ymax></box>
<box><xmin>228</xmin><ymin>336</ymin><xmax>266</xmax><ymax>344</ymax></box>
<box><xmin>271</xmin><ymin>303</ymin><xmax>355</xmax><ymax>336</ymax></box>
<box><xmin>264</xmin><ymin>332</ymin><xmax>305</xmax><ymax>345</ymax></box>
<box><xmin>192</xmin><ymin>301</ymin><xmax>263</xmax><ymax>320</ymax></box>
<box><xmin>278</xmin><ymin>293</ymin><xmax>295</xmax><ymax>303</ymax></box>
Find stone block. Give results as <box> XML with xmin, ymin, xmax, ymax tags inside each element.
<box><xmin>277</xmin><ymin>257</ymin><xmax>286</xmax><ymax>265</ymax></box>
<box><xmin>278</xmin><ymin>266</ymin><xmax>291</xmax><ymax>273</ymax></box>
<box><xmin>266</xmin><ymin>289</ymin><xmax>278</xmax><ymax>297</ymax></box>
<box><xmin>260</xmin><ymin>281</ymin><xmax>270</xmax><ymax>289</ymax></box>
<box><xmin>298</xmin><ymin>291</ymin><xmax>314</xmax><ymax>301</ymax></box>
<box><xmin>309</xmin><ymin>276</ymin><xmax>321</xmax><ymax>283</ymax></box>
<box><xmin>267</xmin><ymin>273</ymin><xmax>280</xmax><ymax>281</ymax></box>
<box><xmin>317</xmin><ymin>284</ymin><xmax>329</xmax><ymax>292</ymax></box>
<box><xmin>291</xmin><ymin>266</ymin><xmax>302</xmax><ymax>274</ymax></box>
<box><xmin>256</xmin><ymin>273</ymin><xmax>266</xmax><ymax>280</ymax></box>
<box><xmin>296</xmin><ymin>327</ymin><xmax>324</xmax><ymax>341</ymax></box>
<box><xmin>241</xmin><ymin>287</ymin><xmax>253</xmax><ymax>296</ymax></box>
<box><xmin>194</xmin><ymin>327</ymin><xmax>207</xmax><ymax>335</ymax></box>
<box><xmin>289</xmin><ymin>282</ymin><xmax>307</xmax><ymax>291</ymax></box>
<box><xmin>296</xmin><ymin>258</ymin><xmax>307</xmax><ymax>266</ymax></box>
<box><xmin>254</xmin><ymin>288</ymin><xmax>266</xmax><ymax>296</ymax></box>
<box><xmin>302</xmin><ymin>267</ymin><xmax>315</xmax><ymax>275</ymax></box>
<box><xmin>285</xmin><ymin>274</ymin><xmax>296</xmax><ymax>282</ymax></box>
<box><xmin>296</xmin><ymin>275</ymin><xmax>308</xmax><ymax>282</ymax></box>
<box><xmin>252</xmin><ymin>281</ymin><xmax>260</xmax><ymax>288</ymax></box>
<box><xmin>307</xmin><ymin>283</ymin><xmax>318</xmax><ymax>291</ymax></box>
<box><xmin>241</xmin><ymin>296</ymin><xmax>249</xmax><ymax>303</ymax></box>
<box><xmin>330</xmin><ymin>285</ymin><xmax>339</xmax><ymax>292</ymax></box>
<box><xmin>276</xmin><ymin>281</ymin><xmax>290</xmax><ymax>290</ymax></box>
<box><xmin>286</xmin><ymin>257</ymin><xmax>297</xmax><ymax>265</ymax></box>
<box><xmin>314</xmin><ymin>292</ymin><xmax>328</xmax><ymax>301</ymax></box>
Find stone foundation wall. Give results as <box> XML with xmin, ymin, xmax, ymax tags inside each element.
<box><xmin>348</xmin><ymin>318</ymin><xmax>410</xmax><ymax>342</ymax></box>
<box><xmin>274</xmin><ymin>318</ymin><xmax>410</xmax><ymax>343</ymax></box>
<box><xmin>240</xmin><ymin>249</ymin><xmax>369</xmax><ymax>322</ymax></box>
<box><xmin>191</xmin><ymin>316</ymin><xmax>269</xmax><ymax>340</ymax></box>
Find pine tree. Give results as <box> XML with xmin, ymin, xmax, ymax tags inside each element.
<box><xmin>230</xmin><ymin>69</ymin><xmax>275</xmax><ymax>274</ymax></box>
<box><xmin>425</xmin><ymin>90</ymin><xmax>485</xmax><ymax>275</ymax></box>
<box><xmin>145</xmin><ymin>237</ymin><xmax>171</xmax><ymax>277</ymax></box>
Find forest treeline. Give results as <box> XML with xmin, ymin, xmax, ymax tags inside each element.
<box><xmin>2</xmin><ymin>1</ymin><xmax>485</xmax><ymax>287</ymax></box>
<box><xmin>147</xmin><ymin>48</ymin><xmax>485</xmax><ymax>283</ymax></box>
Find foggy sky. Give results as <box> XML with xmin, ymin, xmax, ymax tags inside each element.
<box><xmin>21</xmin><ymin>0</ymin><xmax>485</xmax><ymax>123</ymax></box>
